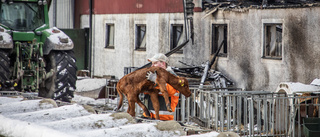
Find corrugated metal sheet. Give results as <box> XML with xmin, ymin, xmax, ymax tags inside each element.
<box><xmin>57</xmin><ymin>0</ymin><xmax>74</xmax><ymax>28</ymax></box>
<box><xmin>49</xmin><ymin>0</ymin><xmax>74</xmax><ymax>28</ymax></box>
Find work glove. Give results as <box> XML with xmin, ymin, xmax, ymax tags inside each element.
<box><xmin>146</xmin><ymin>71</ymin><xmax>157</xmax><ymax>83</ymax></box>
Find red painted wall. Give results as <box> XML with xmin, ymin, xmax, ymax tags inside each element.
<box><xmin>74</xmin><ymin>0</ymin><xmax>89</xmax><ymax>28</ymax></box>
<box><xmin>75</xmin><ymin>0</ymin><xmax>184</xmax><ymax>15</ymax></box>
<box><xmin>94</xmin><ymin>0</ymin><xmax>183</xmax><ymax>14</ymax></box>
<box><xmin>74</xmin><ymin>0</ymin><xmax>186</xmax><ymax>28</ymax></box>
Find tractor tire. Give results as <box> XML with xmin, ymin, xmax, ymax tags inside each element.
<box><xmin>0</xmin><ymin>50</ymin><xmax>11</xmax><ymax>88</ymax></box>
<box><xmin>39</xmin><ymin>51</ymin><xmax>77</xmax><ymax>102</ymax></box>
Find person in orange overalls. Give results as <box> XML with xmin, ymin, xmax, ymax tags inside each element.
<box><xmin>143</xmin><ymin>53</ymin><xmax>180</xmax><ymax>120</ymax></box>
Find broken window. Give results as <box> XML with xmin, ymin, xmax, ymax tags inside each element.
<box><xmin>105</xmin><ymin>24</ymin><xmax>114</xmax><ymax>48</ymax></box>
<box><xmin>135</xmin><ymin>24</ymin><xmax>146</xmax><ymax>50</ymax></box>
<box><xmin>263</xmin><ymin>24</ymin><xmax>282</xmax><ymax>59</ymax></box>
<box><xmin>212</xmin><ymin>24</ymin><xmax>228</xmax><ymax>56</ymax></box>
<box><xmin>170</xmin><ymin>24</ymin><xmax>184</xmax><ymax>53</ymax></box>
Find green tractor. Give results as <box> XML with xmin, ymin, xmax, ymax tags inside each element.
<box><xmin>0</xmin><ymin>0</ymin><xmax>77</xmax><ymax>102</ymax></box>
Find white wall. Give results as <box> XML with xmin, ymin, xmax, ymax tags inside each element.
<box><xmin>81</xmin><ymin>7</ymin><xmax>320</xmax><ymax>92</ymax></box>
<box><xmin>81</xmin><ymin>13</ymin><xmax>188</xmax><ymax>79</ymax></box>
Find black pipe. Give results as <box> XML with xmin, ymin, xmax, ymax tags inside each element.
<box><xmin>72</xmin><ymin>0</ymin><xmax>75</xmax><ymax>28</ymax></box>
<box><xmin>89</xmin><ymin>0</ymin><xmax>93</xmax><ymax>77</ymax></box>
<box><xmin>183</xmin><ymin>0</ymin><xmax>189</xmax><ymax>40</ymax></box>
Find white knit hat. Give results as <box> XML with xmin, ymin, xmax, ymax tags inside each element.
<box><xmin>147</xmin><ymin>53</ymin><xmax>169</xmax><ymax>63</ymax></box>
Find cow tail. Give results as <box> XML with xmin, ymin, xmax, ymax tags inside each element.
<box><xmin>116</xmin><ymin>85</ymin><xmax>123</xmax><ymax>111</ymax></box>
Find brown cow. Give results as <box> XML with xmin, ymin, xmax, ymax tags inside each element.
<box><xmin>116</xmin><ymin>66</ymin><xmax>192</xmax><ymax>120</ymax></box>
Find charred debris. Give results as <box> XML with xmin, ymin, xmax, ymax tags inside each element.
<box><xmin>202</xmin><ymin>0</ymin><xmax>320</xmax><ymax>11</ymax></box>
<box><xmin>172</xmin><ymin>62</ymin><xmax>234</xmax><ymax>88</ymax></box>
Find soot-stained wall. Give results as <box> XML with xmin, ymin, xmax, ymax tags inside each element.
<box><xmin>196</xmin><ymin>7</ymin><xmax>320</xmax><ymax>91</ymax></box>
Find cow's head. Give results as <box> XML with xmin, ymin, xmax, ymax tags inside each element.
<box><xmin>175</xmin><ymin>77</ymin><xmax>192</xmax><ymax>97</ymax></box>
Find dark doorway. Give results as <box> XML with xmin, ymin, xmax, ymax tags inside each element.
<box><xmin>61</xmin><ymin>28</ymin><xmax>89</xmax><ymax>70</ymax></box>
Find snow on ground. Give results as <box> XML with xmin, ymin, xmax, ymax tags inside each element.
<box><xmin>181</xmin><ymin>131</ymin><xmax>220</xmax><ymax>137</ymax></box>
<box><xmin>8</xmin><ymin>104</ymin><xmax>91</xmax><ymax>123</ymax></box>
<box><xmin>0</xmin><ymin>115</ymin><xmax>76</xmax><ymax>137</ymax></box>
<box><xmin>42</xmin><ymin>114</ymin><xmax>129</xmax><ymax>133</ymax></box>
<box><xmin>0</xmin><ymin>78</ymin><xmax>222</xmax><ymax>137</ymax></box>
<box><xmin>0</xmin><ymin>97</ymin><xmax>23</xmax><ymax>104</ymax></box>
<box><xmin>76</xmin><ymin>77</ymin><xmax>107</xmax><ymax>92</ymax></box>
<box><xmin>75</xmin><ymin>122</ymin><xmax>180</xmax><ymax>137</ymax></box>
<box><xmin>0</xmin><ymin>98</ymin><xmax>56</xmax><ymax>115</ymax></box>
<box><xmin>0</xmin><ymin>97</ymin><xmax>185</xmax><ymax>137</ymax></box>
<box><xmin>73</xmin><ymin>95</ymin><xmax>107</xmax><ymax>106</ymax></box>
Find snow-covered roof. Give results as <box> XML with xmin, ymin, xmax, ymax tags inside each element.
<box><xmin>0</xmin><ymin>96</ymin><xmax>186</xmax><ymax>137</ymax></box>
<box><xmin>310</xmin><ymin>78</ymin><xmax>320</xmax><ymax>86</ymax></box>
<box><xmin>0</xmin><ymin>78</ymin><xmax>221</xmax><ymax>137</ymax></box>
<box><xmin>275</xmin><ymin>79</ymin><xmax>320</xmax><ymax>94</ymax></box>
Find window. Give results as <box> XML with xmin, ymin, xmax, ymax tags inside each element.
<box><xmin>135</xmin><ymin>24</ymin><xmax>146</xmax><ymax>50</ymax></box>
<box><xmin>170</xmin><ymin>24</ymin><xmax>184</xmax><ymax>53</ymax></box>
<box><xmin>212</xmin><ymin>24</ymin><xmax>227</xmax><ymax>56</ymax></box>
<box><xmin>263</xmin><ymin>24</ymin><xmax>282</xmax><ymax>59</ymax></box>
<box><xmin>0</xmin><ymin>2</ymin><xmax>44</xmax><ymax>31</ymax></box>
<box><xmin>105</xmin><ymin>24</ymin><xmax>114</xmax><ymax>48</ymax></box>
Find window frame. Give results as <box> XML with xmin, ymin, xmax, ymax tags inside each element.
<box><xmin>105</xmin><ymin>23</ymin><xmax>115</xmax><ymax>49</ymax></box>
<box><xmin>262</xmin><ymin>23</ymin><xmax>283</xmax><ymax>60</ymax></box>
<box><xmin>170</xmin><ymin>24</ymin><xmax>184</xmax><ymax>54</ymax></box>
<box><xmin>135</xmin><ymin>24</ymin><xmax>147</xmax><ymax>51</ymax></box>
<box><xmin>211</xmin><ymin>24</ymin><xmax>228</xmax><ymax>57</ymax></box>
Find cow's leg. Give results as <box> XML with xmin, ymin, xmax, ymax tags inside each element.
<box><xmin>136</xmin><ymin>94</ymin><xmax>151</xmax><ymax>117</ymax></box>
<box><xmin>127</xmin><ymin>95</ymin><xmax>136</xmax><ymax>117</ymax></box>
<box><xmin>158</xmin><ymin>84</ymin><xmax>172</xmax><ymax>112</ymax></box>
<box><xmin>149</xmin><ymin>92</ymin><xmax>160</xmax><ymax>120</ymax></box>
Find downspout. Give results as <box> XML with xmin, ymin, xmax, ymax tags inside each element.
<box><xmin>89</xmin><ymin>0</ymin><xmax>93</xmax><ymax>77</ymax></box>
<box><xmin>137</xmin><ymin>0</ymin><xmax>192</xmax><ymax>70</ymax></box>
<box><xmin>72</xmin><ymin>0</ymin><xmax>75</xmax><ymax>28</ymax></box>
<box><xmin>53</xmin><ymin>0</ymin><xmax>57</xmax><ymax>27</ymax></box>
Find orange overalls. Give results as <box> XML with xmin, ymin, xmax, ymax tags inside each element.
<box><xmin>143</xmin><ymin>84</ymin><xmax>179</xmax><ymax>120</ymax></box>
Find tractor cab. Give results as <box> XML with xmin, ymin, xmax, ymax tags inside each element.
<box><xmin>0</xmin><ymin>0</ymin><xmax>49</xmax><ymax>32</ymax></box>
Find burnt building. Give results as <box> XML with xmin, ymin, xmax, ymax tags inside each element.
<box><xmin>76</xmin><ymin>0</ymin><xmax>320</xmax><ymax>91</ymax></box>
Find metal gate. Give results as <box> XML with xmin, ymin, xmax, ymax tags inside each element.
<box><xmin>176</xmin><ymin>86</ymin><xmax>320</xmax><ymax>137</ymax></box>
<box><xmin>104</xmin><ymin>85</ymin><xmax>320</xmax><ymax>136</ymax></box>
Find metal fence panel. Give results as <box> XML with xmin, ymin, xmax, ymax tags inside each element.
<box><xmin>104</xmin><ymin>85</ymin><xmax>320</xmax><ymax>136</ymax></box>
<box><xmin>176</xmin><ymin>87</ymin><xmax>320</xmax><ymax>137</ymax></box>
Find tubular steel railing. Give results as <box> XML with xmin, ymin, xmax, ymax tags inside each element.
<box><xmin>104</xmin><ymin>85</ymin><xmax>320</xmax><ymax>137</ymax></box>
<box><xmin>176</xmin><ymin>87</ymin><xmax>320</xmax><ymax>137</ymax></box>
